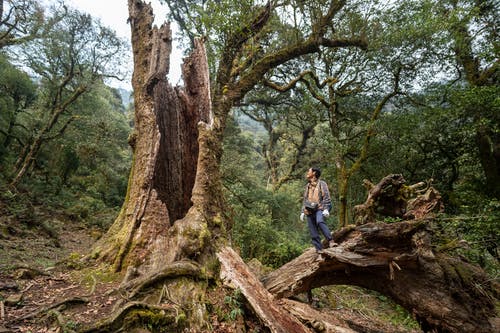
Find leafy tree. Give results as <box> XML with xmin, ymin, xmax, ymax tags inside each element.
<box><xmin>392</xmin><ymin>0</ymin><xmax>499</xmax><ymax>197</ymax></box>
<box><xmin>0</xmin><ymin>54</ymin><xmax>36</xmax><ymax>157</ymax></box>
<box><xmin>0</xmin><ymin>0</ymin><xmax>45</xmax><ymax>48</ymax></box>
<box><xmin>222</xmin><ymin>115</ymin><xmax>307</xmax><ymax>267</ymax></box>
<box><xmin>7</xmin><ymin>4</ymin><xmax>127</xmax><ymax>186</ymax></box>
<box><xmin>238</xmin><ymin>84</ymin><xmax>317</xmax><ymax>191</ymax></box>
<box><xmin>247</xmin><ymin>1</ymin><xmax>422</xmax><ymax>227</ymax></box>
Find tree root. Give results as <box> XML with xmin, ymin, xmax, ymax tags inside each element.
<box><xmin>47</xmin><ymin>309</ymin><xmax>77</xmax><ymax>333</ymax></box>
<box><xmin>81</xmin><ymin>301</ymin><xmax>183</xmax><ymax>332</ymax></box>
<box><xmin>11</xmin><ymin>264</ymin><xmax>50</xmax><ymax>279</ymax></box>
<box><xmin>11</xmin><ymin>297</ymin><xmax>88</xmax><ymax>322</ymax></box>
<box><xmin>116</xmin><ymin>260</ymin><xmax>206</xmax><ymax>299</ymax></box>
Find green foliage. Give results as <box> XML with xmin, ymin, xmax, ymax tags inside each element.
<box><xmin>0</xmin><ymin>54</ymin><xmax>37</xmax><ymax>165</ymax></box>
<box><xmin>223</xmin><ymin>289</ymin><xmax>244</xmax><ymax>321</ymax></box>
<box><xmin>222</xmin><ymin>115</ymin><xmax>309</xmax><ymax>267</ymax></box>
<box><xmin>0</xmin><ymin>0</ymin><xmax>45</xmax><ymax>49</ymax></box>
<box><xmin>0</xmin><ymin>184</ymin><xmax>35</xmax><ymax>223</ymax></box>
<box><xmin>435</xmin><ymin>198</ymin><xmax>500</xmax><ymax>274</ymax></box>
<box><xmin>1</xmin><ymin>50</ymin><xmax>130</xmax><ymax>231</ymax></box>
<box><xmin>319</xmin><ymin>286</ymin><xmax>421</xmax><ymax>331</ymax></box>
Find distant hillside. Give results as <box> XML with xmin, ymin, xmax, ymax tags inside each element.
<box><xmin>118</xmin><ymin>88</ymin><xmax>133</xmax><ymax>107</ymax></box>
<box><xmin>236</xmin><ymin>113</ymin><xmax>266</xmax><ymax>136</ymax></box>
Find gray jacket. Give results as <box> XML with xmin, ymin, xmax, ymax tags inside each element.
<box><xmin>302</xmin><ymin>180</ymin><xmax>332</xmax><ymax>212</ymax></box>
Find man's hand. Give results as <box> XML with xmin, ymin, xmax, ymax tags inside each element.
<box><xmin>322</xmin><ymin>209</ymin><xmax>330</xmax><ymax>218</ymax></box>
<box><xmin>300</xmin><ymin>212</ymin><xmax>305</xmax><ymax>221</ymax></box>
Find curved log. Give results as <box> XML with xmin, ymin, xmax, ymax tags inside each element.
<box><xmin>262</xmin><ymin>219</ymin><xmax>498</xmax><ymax>333</ymax></box>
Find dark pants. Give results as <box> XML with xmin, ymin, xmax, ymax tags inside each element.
<box><xmin>307</xmin><ymin>210</ymin><xmax>332</xmax><ymax>251</ymax></box>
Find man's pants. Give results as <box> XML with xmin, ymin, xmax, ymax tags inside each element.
<box><xmin>307</xmin><ymin>210</ymin><xmax>332</xmax><ymax>251</ymax></box>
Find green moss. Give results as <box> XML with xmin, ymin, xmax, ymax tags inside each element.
<box><xmin>212</xmin><ymin>213</ymin><xmax>223</xmax><ymax>226</ymax></box>
<box><xmin>72</xmin><ymin>266</ymin><xmax>121</xmax><ymax>291</ymax></box>
<box><xmin>204</xmin><ymin>257</ymin><xmax>220</xmax><ymax>278</ymax></box>
<box><xmin>440</xmin><ymin>260</ymin><xmax>460</xmax><ymax>283</ymax></box>
<box><xmin>174</xmin><ymin>312</ymin><xmax>187</xmax><ymax>325</ymax></box>
<box><xmin>123</xmin><ymin>309</ymin><xmax>178</xmax><ymax>332</ymax></box>
<box><xmin>436</xmin><ymin>239</ymin><xmax>459</xmax><ymax>252</ymax></box>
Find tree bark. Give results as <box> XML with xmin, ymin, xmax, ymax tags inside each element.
<box><xmin>217</xmin><ymin>246</ymin><xmax>310</xmax><ymax>333</ymax></box>
<box><xmin>90</xmin><ymin>2</ymin><xmax>227</xmax><ymax>329</ymax></box>
<box><xmin>93</xmin><ymin>0</ymin><xmax>220</xmax><ymax>272</ymax></box>
<box><xmin>262</xmin><ymin>176</ymin><xmax>498</xmax><ymax>333</ymax></box>
<box><xmin>261</xmin><ymin>220</ymin><xmax>498</xmax><ymax>333</ymax></box>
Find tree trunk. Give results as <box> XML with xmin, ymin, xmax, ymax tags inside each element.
<box><xmin>217</xmin><ymin>246</ymin><xmax>311</xmax><ymax>333</ymax></box>
<box><xmin>89</xmin><ymin>1</ymin><xmax>227</xmax><ymax>330</ymax></box>
<box><xmin>262</xmin><ymin>194</ymin><xmax>499</xmax><ymax>333</ymax></box>
<box><xmin>449</xmin><ymin>5</ymin><xmax>500</xmax><ymax>198</ymax></box>
<box><xmin>9</xmin><ymin>136</ymin><xmax>42</xmax><ymax>187</ymax></box>
<box><xmin>262</xmin><ymin>175</ymin><xmax>498</xmax><ymax>333</ymax></box>
<box><xmin>10</xmin><ymin>88</ymin><xmax>85</xmax><ymax>187</ymax></box>
<box><xmin>476</xmin><ymin>125</ymin><xmax>500</xmax><ymax>198</ymax></box>
<box><xmin>336</xmin><ymin>169</ymin><xmax>349</xmax><ymax>228</ymax></box>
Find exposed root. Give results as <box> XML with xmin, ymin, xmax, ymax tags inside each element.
<box><xmin>47</xmin><ymin>309</ymin><xmax>77</xmax><ymax>333</ymax></box>
<box><xmin>12</xmin><ymin>297</ymin><xmax>88</xmax><ymax>322</ymax></box>
<box><xmin>117</xmin><ymin>260</ymin><xmax>205</xmax><ymax>299</ymax></box>
<box><xmin>11</xmin><ymin>264</ymin><xmax>50</xmax><ymax>279</ymax></box>
<box><xmin>81</xmin><ymin>301</ymin><xmax>182</xmax><ymax>332</ymax></box>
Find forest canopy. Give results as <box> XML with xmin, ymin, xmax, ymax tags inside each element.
<box><xmin>0</xmin><ymin>0</ymin><xmax>498</xmax><ymax>332</ymax></box>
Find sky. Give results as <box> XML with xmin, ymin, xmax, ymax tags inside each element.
<box><xmin>65</xmin><ymin>0</ymin><xmax>183</xmax><ymax>88</ymax></box>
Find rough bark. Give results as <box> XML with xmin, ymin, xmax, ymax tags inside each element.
<box><xmin>354</xmin><ymin>174</ymin><xmax>410</xmax><ymax>225</ymax></box>
<box><xmin>217</xmin><ymin>247</ymin><xmax>310</xmax><ymax>333</ymax></box>
<box><xmin>92</xmin><ymin>0</ymin><xmax>219</xmax><ymax>273</ymax></box>
<box><xmin>89</xmin><ymin>2</ymin><xmax>225</xmax><ymax>329</ymax></box>
<box><xmin>262</xmin><ymin>177</ymin><xmax>498</xmax><ymax>333</ymax></box>
<box><xmin>218</xmin><ymin>246</ymin><xmax>363</xmax><ymax>333</ymax></box>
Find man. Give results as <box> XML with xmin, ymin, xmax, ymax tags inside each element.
<box><xmin>300</xmin><ymin>167</ymin><xmax>336</xmax><ymax>252</ymax></box>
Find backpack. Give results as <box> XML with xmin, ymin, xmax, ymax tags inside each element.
<box><xmin>318</xmin><ymin>181</ymin><xmax>333</xmax><ymax>212</ymax></box>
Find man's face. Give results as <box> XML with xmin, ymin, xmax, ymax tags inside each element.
<box><xmin>306</xmin><ymin>168</ymin><xmax>314</xmax><ymax>180</ymax></box>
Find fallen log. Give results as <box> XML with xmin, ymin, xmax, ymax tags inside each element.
<box><xmin>217</xmin><ymin>175</ymin><xmax>498</xmax><ymax>332</ymax></box>
<box><xmin>279</xmin><ymin>298</ymin><xmax>357</xmax><ymax>333</ymax></box>
<box><xmin>262</xmin><ymin>220</ymin><xmax>499</xmax><ymax>333</ymax></box>
<box><xmin>217</xmin><ymin>246</ymin><xmax>311</xmax><ymax>333</ymax></box>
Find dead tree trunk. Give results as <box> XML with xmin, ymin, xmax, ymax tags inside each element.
<box><xmin>262</xmin><ymin>177</ymin><xmax>499</xmax><ymax>333</ymax></box>
<box><xmin>92</xmin><ymin>0</ymin><xmax>223</xmax><ymax>272</ymax></box>
<box><xmin>88</xmin><ymin>1</ymin><xmax>227</xmax><ymax>330</ymax></box>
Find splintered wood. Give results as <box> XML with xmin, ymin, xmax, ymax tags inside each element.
<box><xmin>216</xmin><ymin>247</ymin><xmax>310</xmax><ymax>333</ymax></box>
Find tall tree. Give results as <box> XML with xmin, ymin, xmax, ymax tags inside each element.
<box><xmin>0</xmin><ymin>0</ymin><xmax>45</xmax><ymax>48</ymax></box>
<box><xmin>0</xmin><ymin>54</ymin><xmax>36</xmax><ymax>154</ymax></box>
<box><xmin>445</xmin><ymin>0</ymin><xmax>499</xmax><ymax>198</ymax></box>
<box><xmin>90</xmin><ymin>0</ymin><xmax>367</xmax><ymax>329</ymax></box>
<box><xmin>239</xmin><ymin>83</ymin><xmax>317</xmax><ymax>191</ymax></box>
<box><xmin>396</xmin><ymin>0</ymin><xmax>499</xmax><ymax>197</ymax></box>
<box><xmin>9</xmin><ymin>5</ymin><xmax>127</xmax><ymax>186</ymax></box>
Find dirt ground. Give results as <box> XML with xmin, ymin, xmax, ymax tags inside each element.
<box><xmin>0</xmin><ymin>210</ymin><xmax>421</xmax><ymax>333</ymax></box>
<box><xmin>0</xmin><ymin>213</ymin><xmax>118</xmax><ymax>332</ymax></box>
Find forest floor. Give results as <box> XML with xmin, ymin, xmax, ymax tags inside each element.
<box><xmin>0</xmin><ymin>204</ymin><xmax>421</xmax><ymax>333</ymax></box>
